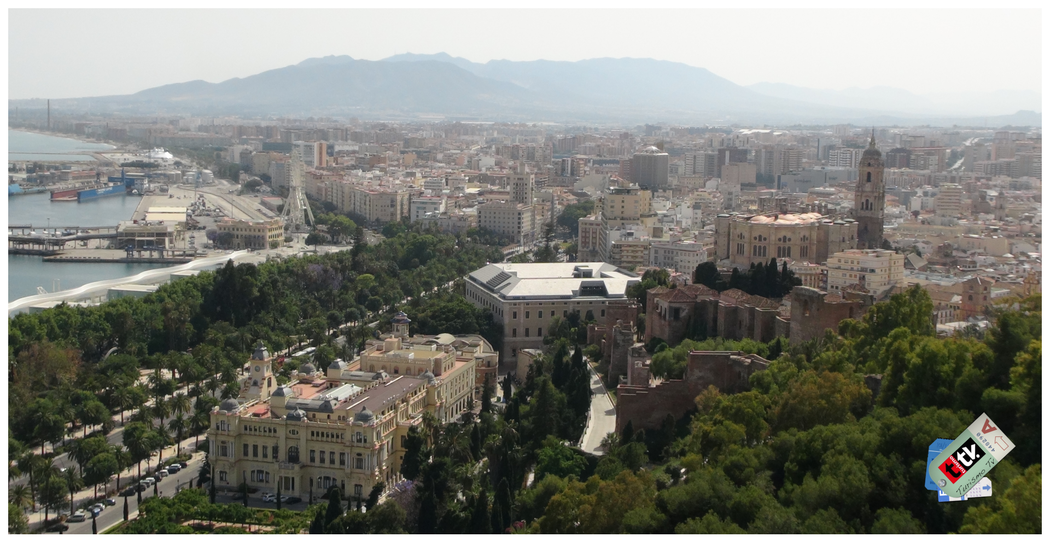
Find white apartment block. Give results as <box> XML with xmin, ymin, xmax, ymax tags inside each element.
<box><xmin>828</xmin><ymin>148</ymin><xmax>864</xmax><ymax>169</ymax></box>
<box><xmin>826</xmin><ymin>249</ymin><xmax>904</xmax><ymax>296</ymax></box>
<box><xmin>936</xmin><ymin>184</ymin><xmax>963</xmax><ymax>217</ymax></box>
<box><xmin>477</xmin><ymin>201</ymin><xmax>537</xmax><ymax>245</ymax></box>
<box><xmin>410</xmin><ymin>196</ymin><xmax>446</xmax><ymax>223</ymax></box>
<box><xmin>649</xmin><ymin>240</ymin><xmax>708</xmax><ymax>275</ymax></box>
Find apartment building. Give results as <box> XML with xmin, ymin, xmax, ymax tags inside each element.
<box><xmin>477</xmin><ymin>201</ymin><xmax>536</xmax><ymax>245</ymax></box>
<box><xmin>649</xmin><ymin>240</ymin><xmax>708</xmax><ymax>275</ymax></box>
<box><xmin>826</xmin><ymin>249</ymin><xmax>904</xmax><ymax>296</ymax></box>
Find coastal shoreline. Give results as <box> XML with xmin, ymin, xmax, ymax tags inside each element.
<box><xmin>8</xmin><ymin>127</ymin><xmax>126</xmax><ymax>162</ymax></box>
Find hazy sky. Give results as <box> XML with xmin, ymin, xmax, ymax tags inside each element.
<box><xmin>9</xmin><ymin>9</ymin><xmax>1043</xmax><ymax>100</ymax></box>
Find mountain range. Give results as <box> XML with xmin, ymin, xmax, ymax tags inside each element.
<box><xmin>11</xmin><ymin>53</ymin><xmax>1041</xmax><ymax>126</ymax></box>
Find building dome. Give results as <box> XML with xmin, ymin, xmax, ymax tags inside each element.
<box><xmin>354</xmin><ymin>407</ymin><xmax>375</xmax><ymax>423</ymax></box>
<box><xmin>391</xmin><ymin>311</ymin><xmax>411</xmax><ymax>325</ymax></box>
<box><xmin>252</xmin><ymin>342</ymin><xmax>270</xmax><ymax>361</ymax></box>
<box><xmin>328</xmin><ymin>359</ymin><xmax>346</xmax><ymax>372</ymax></box>
<box><xmin>272</xmin><ymin>386</ymin><xmax>294</xmax><ymax>398</ymax></box>
<box><xmin>299</xmin><ymin>363</ymin><xmax>316</xmax><ymax>375</ymax></box>
<box><xmin>286</xmin><ymin>407</ymin><xmax>308</xmax><ymax>422</ymax></box>
<box><xmin>219</xmin><ymin>398</ymin><xmax>240</xmax><ymax>413</ymax></box>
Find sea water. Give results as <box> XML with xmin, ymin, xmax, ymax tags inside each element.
<box><xmin>6</xmin><ymin>194</ymin><xmax>169</xmax><ymax>303</ymax></box>
<box><xmin>8</xmin><ymin>129</ymin><xmax>114</xmax><ymax>161</ymax></box>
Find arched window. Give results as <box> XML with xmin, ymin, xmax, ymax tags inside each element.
<box><xmin>866</xmin><ymin>171</ymin><xmax>872</xmax><ymax>182</ymax></box>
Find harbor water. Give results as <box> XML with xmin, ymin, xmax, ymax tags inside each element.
<box><xmin>8</xmin><ymin>129</ymin><xmax>114</xmax><ymax>161</ymax></box>
<box><xmin>7</xmin><ymin>192</ymin><xmax>175</xmax><ymax>302</ymax></box>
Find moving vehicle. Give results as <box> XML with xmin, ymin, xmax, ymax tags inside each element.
<box><xmin>167</xmin><ymin>464</ymin><xmax>181</xmax><ymax>474</ymax></box>
<box><xmin>261</xmin><ymin>492</ymin><xmax>275</xmax><ymax>502</ymax></box>
<box><xmin>142</xmin><ymin>477</ymin><xmax>156</xmax><ymax>487</ymax></box>
<box><xmin>281</xmin><ymin>496</ymin><xmax>302</xmax><ymax>505</ymax></box>
<box><xmin>68</xmin><ymin>510</ymin><xmax>87</xmax><ymax>523</ymax></box>
<box><xmin>155</xmin><ymin>470</ymin><xmax>168</xmax><ymax>479</ymax></box>
<box><xmin>45</xmin><ymin>523</ymin><xmax>70</xmax><ymax>533</ymax></box>
<box><xmin>104</xmin><ymin>498</ymin><xmax>117</xmax><ymax>506</ymax></box>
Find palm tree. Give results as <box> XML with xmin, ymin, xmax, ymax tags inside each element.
<box><xmin>190</xmin><ymin>409</ymin><xmax>210</xmax><ymax>454</ymax></box>
<box><xmin>16</xmin><ymin>451</ymin><xmax>42</xmax><ymax>512</ymax></box>
<box><xmin>113</xmin><ymin>384</ymin><xmax>135</xmax><ymax>425</ymax></box>
<box><xmin>10</xmin><ymin>484</ymin><xmax>34</xmax><ymax>513</ymax></box>
<box><xmin>36</xmin><ymin>458</ymin><xmax>60</xmax><ymax>523</ymax></box>
<box><xmin>168</xmin><ymin>415</ymin><xmax>187</xmax><ymax>456</ymax></box>
<box><xmin>112</xmin><ymin>447</ymin><xmax>132</xmax><ymax>491</ymax></box>
<box><xmin>170</xmin><ymin>393</ymin><xmax>191</xmax><ymax>421</ymax></box>
<box><xmin>63</xmin><ymin>468</ymin><xmax>84</xmax><ymax>516</ymax></box>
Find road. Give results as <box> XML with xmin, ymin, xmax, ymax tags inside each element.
<box><xmin>580</xmin><ymin>361</ymin><xmax>616</xmax><ymax>455</ymax></box>
<box><xmin>50</xmin><ymin>451</ymin><xmax>207</xmax><ymax>535</ymax></box>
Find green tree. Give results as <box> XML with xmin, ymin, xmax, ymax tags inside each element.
<box><xmin>959</xmin><ymin>464</ymin><xmax>1041</xmax><ymax>534</ymax></box>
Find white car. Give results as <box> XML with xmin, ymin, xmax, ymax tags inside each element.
<box><xmin>142</xmin><ymin>477</ymin><xmax>156</xmax><ymax>486</ymax></box>
<box><xmin>68</xmin><ymin>510</ymin><xmax>87</xmax><ymax>523</ymax></box>
<box><xmin>155</xmin><ymin>470</ymin><xmax>168</xmax><ymax>479</ymax></box>
<box><xmin>261</xmin><ymin>492</ymin><xmax>275</xmax><ymax>502</ymax></box>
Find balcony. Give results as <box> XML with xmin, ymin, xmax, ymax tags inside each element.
<box><xmin>278</xmin><ymin>461</ymin><xmax>299</xmax><ymax>471</ymax></box>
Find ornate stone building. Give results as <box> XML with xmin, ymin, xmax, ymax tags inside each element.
<box><xmin>854</xmin><ymin>130</ymin><xmax>886</xmax><ymax>249</ymax></box>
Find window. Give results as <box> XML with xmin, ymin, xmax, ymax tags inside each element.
<box><xmin>525</xmin><ymin>311</ymin><xmax>530</xmax><ymax>319</ymax></box>
<box><xmin>513</xmin><ymin>311</ymin><xmax>517</xmax><ymax>319</ymax></box>
<box><xmin>310</xmin><ymin>450</ymin><xmax>316</xmax><ymax>463</ymax></box>
<box><xmin>538</xmin><ymin>310</ymin><xmax>543</xmax><ymax>319</ymax></box>
<box><xmin>330</xmin><ymin>451</ymin><xmax>335</xmax><ymax>465</ymax></box>
<box><xmin>525</xmin><ymin>328</ymin><xmax>530</xmax><ymax>337</ymax></box>
<box><xmin>219</xmin><ymin>442</ymin><xmax>229</xmax><ymax>458</ymax></box>
<box><xmin>866</xmin><ymin>171</ymin><xmax>872</xmax><ymax>182</ymax></box>
<box><xmin>288</xmin><ymin>446</ymin><xmax>299</xmax><ymax>463</ymax></box>
<box><xmin>512</xmin><ymin>328</ymin><xmax>517</xmax><ymax>337</ymax></box>
<box><xmin>253</xmin><ymin>444</ymin><xmax>258</xmax><ymax>458</ymax></box>
<box><xmin>354</xmin><ymin>484</ymin><xmax>363</xmax><ymax>497</ymax></box>
<box><xmin>355</xmin><ymin>455</ymin><xmax>364</xmax><ymax>469</ymax></box>
<box><xmin>339</xmin><ymin>452</ymin><xmax>347</xmax><ymax>466</ymax></box>
<box><xmin>537</xmin><ymin>328</ymin><xmax>542</xmax><ymax>337</ymax></box>
<box><xmin>219</xmin><ymin>471</ymin><xmax>227</xmax><ymax>482</ymax></box>
<box><xmin>243</xmin><ymin>444</ymin><xmax>249</xmax><ymax>458</ymax></box>
<box><xmin>272</xmin><ymin>445</ymin><xmax>279</xmax><ymax>461</ymax></box>
<box><xmin>563</xmin><ymin>310</ymin><xmax>568</xmax><ymax>317</ymax></box>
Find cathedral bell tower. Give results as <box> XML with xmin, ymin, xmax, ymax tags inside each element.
<box><xmin>854</xmin><ymin>129</ymin><xmax>886</xmax><ymax>249</ymax></box>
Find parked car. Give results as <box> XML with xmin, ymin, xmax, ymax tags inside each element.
<box><xmin>261</xmin><ymin>492</ymin><xmax>275</xmax><ymax>502</ymax></box>
<box><xmin>45</xmin><ymin>523</ymin><xmax>70</xmax><ymax>533</ymax></box>
<box><xmin>178</xmin><ymin>461</ymin><xmax>189</xmax><ymax>469</ymax></box>
<box><xmin>104</xmin><ymin>498</ymin><xmax>117</xmax><ymax>506</ymax></box>
<box><xmin>155</xmin><ymin>470</ymin><xmax>168</xmax><ymax>479</ymax></box>
<box><xmin>142</xmin><ymin>477</ymin><xmax>156</xmax><ymax>487</ymax></box>
<box><xmin>88</xmin><ymin>504</ymin><xmax>104</xmax><ymax>515</ymax></box>
<box><xmin>68</xmin><ymin>510</ymin><xmax>87</xmax><ymax>523</ymax></box>
<box><xmin>119</xmin><ymin>487</ymin><xmax>137</xmax><ymax>497</ymax></box>
<box><xmin>167</xmin><ymin>464</ymin><xmax>181</xmax><ymax>474</ymax></box>
<box><xmin>282</xmin><ymin>496</ymin><xmax>302</xmax><ymax>505</ymax></box>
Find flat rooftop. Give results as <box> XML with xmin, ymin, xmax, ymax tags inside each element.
<box><xmin>469</xmin><ymin>262</ymin><xmax>639</xmax><ymax>301</ymax></box>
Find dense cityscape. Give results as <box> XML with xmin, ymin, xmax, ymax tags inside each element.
<box><xmin>5</xmin><ymin>9</ymin><xmax>1042</xmax><ymax>541</ymax></box>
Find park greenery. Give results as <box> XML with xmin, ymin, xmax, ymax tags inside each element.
<box><xmin>284</xmin><ymin>287</ymin><xmax>1042</xmax><ymax>534</ymax></box>
<box><xmin>7</xmin><ymin>227</ymin><xmax>502</xmax><ymax>524</ymax></box>
<box><xmin>7</xmin><ymin>204</ymin><xmax>1041</xmax><ymax>534</ymax></box>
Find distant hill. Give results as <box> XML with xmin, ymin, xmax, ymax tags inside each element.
<box><xmin>11</xmin><ymin>54</ymin><xmax>1042</xmax><ymax>126</ymax></box>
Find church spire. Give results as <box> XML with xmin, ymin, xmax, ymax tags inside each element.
<box><xmin>869</xmin><ymin>128</ymin><xmax>876</xmax><ymax>148</ymax></box>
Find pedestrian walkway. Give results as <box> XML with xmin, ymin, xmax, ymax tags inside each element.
<box><xmin>580</xmin><ymin>362</ymin><xmax>616</xmax><ymax>455</ymax></box>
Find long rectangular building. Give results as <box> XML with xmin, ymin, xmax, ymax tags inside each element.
<box><xmin>466</xmin><ymin>262</ymin><xmax>639</xmax><ymax>371</ymax></box>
